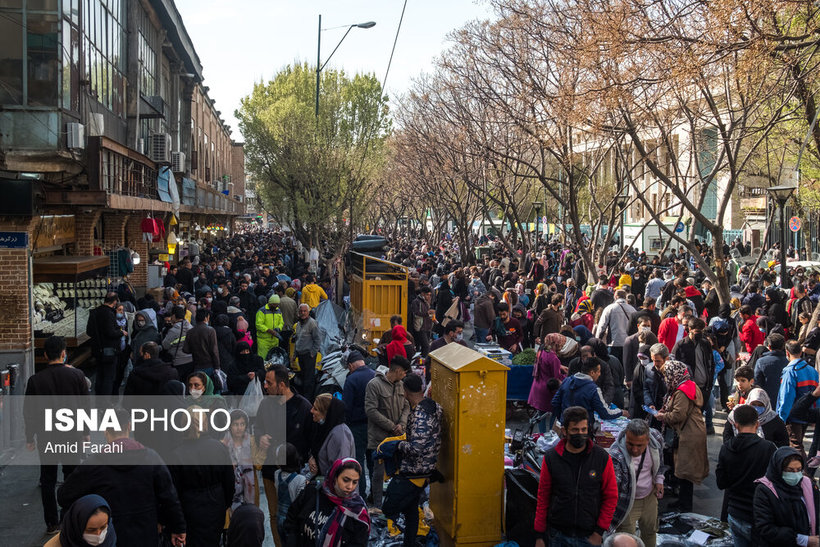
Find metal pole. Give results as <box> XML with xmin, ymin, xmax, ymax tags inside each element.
<box><xmin>780</xmin><ymin>200</ymin><xmax>790</xmax><ymax>289</ymax></box>
<box><xmin>315</xmin><ymin>14</ymin><xmax>321</xmax><ymax>118</ymax></box>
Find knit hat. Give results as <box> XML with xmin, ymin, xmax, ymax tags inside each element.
<box><xmin>268</xmin><ymin>294</ymin><xmax>280</xmax><ymax>304</ymax></box>
<box><xmin>346</xmin><ymin>350</ymin><xmax>365</xmax><ymax>364</ymax></box>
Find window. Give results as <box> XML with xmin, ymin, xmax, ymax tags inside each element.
<box><xmin>79</xmin><ymin>0</ymin><xmax>125</xmax><ymax>115</ymax></box>
<box><xmin>0</xmin><ymin>1</ymin><xmax>59</xmax><ymax>107</ymax></box>
<box><xmin>0</xmin><ymin>12</ymin><xmax>24</xmax><ymax>104</ymax></box>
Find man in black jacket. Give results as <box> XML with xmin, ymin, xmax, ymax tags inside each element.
<box><xmin>754</xmin><ymin>334</ymin><xmax>789</xmax><ymax>406</ymax></box>
<box><xmin>86</xmin><ymin>292</ymin><xmax>124</xmax><ymax>396</ymax></box>
<box><xmin>124</xmin><ymin>342</ymin><xmax>179</xmax><ymax>396</ymax></box>
<box><xmin>183</xmin><ymin>308</ymin><xmax>220</xmax><ymax>372</ymax></box>
<box><xmin>24</xmin><ymin>335</ymin><xmax>89</xmax><ymax>534</ymax></box>
<box><xmin>58</xmin><ymin>409</ymin><xmax>187</xmax><ymax>547</ymax></box>
<box><xmin>716</xmin><ymin>405</ymin><xmax>776</xmax><ymax>547</ymax></box>
<box><xmin>257</xmin><ymin>365</ymin><xmax>312</xmax><ymax>545</ymax></box>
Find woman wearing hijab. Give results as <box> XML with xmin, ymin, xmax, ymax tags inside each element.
<box><xmin>656</xmin><ymin>358</ymin><xmax>709</xmax><ymax>513</ymax></box>
<box><xmin>527</xmin><ymin>343</ymin><xmax>565</xmax><ymax>432</ymax></box>
<box><xmin>385</xmin><ymin>324</ymin><xmax>410</xmax><ymax>364</ymax></box>
<box><xmin>130</xmin><ymin>311</ymin><xmax>160</xmax><ymax>366</ymax></box>
<box><xmin>724</xmin><ymin>389</ymin><xmax>789</xmax><ymax>447</ymax></box>
<box><xmin>226</xmin><ymin>341</ymin><xmax>266</xmax><ymax>395</ymax></box>
<box><xmin>222</xmin><ymin>409</ymin><xmax>265</xmax><ymax>510</ymax></box>
<box><xmin>754</xmin><ymin>446</ymin><xmax>820</xmax><ymax>546</ymax></box>
<box><xmin>308</xmin><ymin>394</ymin><xmax>355</xmax><ymax>478</ymax></box>
<box><xmin>227</xmin><ymin>504</ymin><xmax>265</xmax><ymax>547</ymax></box>
<box><xmin>283</xmin><ymin>458</ymin><xmax>370</xmax><ymax>547</ymax></box>
<box><xmin>570</xmin><ymin>297</ymin><xmax>595</xmax><ymax>332</ymax></box>
<box><xmin>45</xmin><ymin>494</ymin><xmax>115</xmax><ymax>547</ymax></box>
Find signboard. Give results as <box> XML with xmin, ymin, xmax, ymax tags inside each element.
<box><xmin>0</xmin><ymin>232</ymin><xmax>28</xmax><ymax>248</ymax></box>
<box><xmin>789</xmin><ymin>216</ymin><xmax>802</xmax><ymax>232</ymax></box>
<box><xmin>675</xmin><ymin>221</ymin><xmax>685</xmax><ymax>233</ymax></box>
<box><xmin>34</xmin><ymin>215</ymin><xmax>75</xmax><ymax>249</ymax></box>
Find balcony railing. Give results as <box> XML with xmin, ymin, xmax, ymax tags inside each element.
<box><xmin>88</xmin><ymin>137</ymin><xmax>244</xmax><ymax>215</ymax></box>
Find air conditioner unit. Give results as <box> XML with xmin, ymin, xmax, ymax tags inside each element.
<box><xmin>87</xmin><ymin>113</ymin><xmax>104</xmax><ymax>136</ymax></box>
<box><xmin>171</xmin><ymin>151</ymin><xmax>185</xmax><ymax>173</ymax></box>
<box><xmin>66</xmin><ymin>123</ymin><xmax>85</xmax><ymax>149</ymax></box>
<box><xmin>150</xmin><ymin>133</ymin><xmax>172</xmax><ymax>163</ymax></box>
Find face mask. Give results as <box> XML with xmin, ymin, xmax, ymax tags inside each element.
<box><xmin>640</xmin><ymin>326</ymin><xmax>651</xmax><ymax>333</ymax></box>
<box><xmin>83</xmin><ymin>529</ymin><xmax>107</xmax><ymax>546</ymax></box>
<box><xmin>783</xmin><ymin>471</ymin><xmax>803</xmax><ymax>486</ymax></box>
<box><xmin>136</xmin><ymin>321</ymin><xmax>146</xmax><ymax>328</ymax></box>
<box><xmin>116</xmin><ymin>313</ymin><xmax>124</xmax><ymax>319</ymax></box>
<box><xmin>568</xmin><ymin>433</ymin><xmax>587</xmax><ymax>449</ymax></box>
<box><xmin>455</xmin><ymin>333</ymin><xmax>464</xmax><ymax>342</ymax></box>
<box><xmin>190</xmin><ymin>388</ymin><xmax>204</xmax><ymax>399</ymax></box>
<box><xmin>205</xmin><ymin>297</ymin><xmax>213</xmax><ymax>304</ymax></box>
<box><xmin>755</xmin><ymin>405</ymin><xmax>765</xmax><ymax>415</ymax></box>
<box><xmin>217</xmin><ymin>288</ymin><xmax>223</xmax><ymax>294</ymax></box>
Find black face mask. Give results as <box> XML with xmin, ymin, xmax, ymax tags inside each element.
<box><xmin>568</xmin><ymin>433</ymin><xmax>588</xmax><ymax>449</ymax></box>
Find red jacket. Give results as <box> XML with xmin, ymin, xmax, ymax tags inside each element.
<box><xmin>534</xmin><ymin>438</ymin><xmax>618</xmax><ymax>537</ymax></box>
<box><xmin>658</xmin><ymin>316</ymin><xmax>684</xmax><ymax>352</ymax></box>
<box><xmin>739</xmin><ymin>316</ymin><xmax>765</xmax><ymax>353</ymax></box>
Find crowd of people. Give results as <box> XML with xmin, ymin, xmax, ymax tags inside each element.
<box><xmin>25</xmin><ymin>229</ymin><xmax>443</xmax><ymax>547</ymax></box>
<box><xmin>22</xmin><ymin>227</ymin><xmax>820</xmax><ymax>547</ymax></box>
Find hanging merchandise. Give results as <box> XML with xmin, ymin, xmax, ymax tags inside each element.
<box><xmin>140</xmin><ymin>216</ymin><xmax>166</xmax><ymax>243</ymax></box>
<box><xmin>141</xmin><ymin>216</ymin><xmax>157</xmax><ymax>243</ymax></box>
<box><xmin>170</xmin><ymin>214</ymin><xmax>178</xmax><ymax>226</ymax></box>
<box><xmin>131</xmin><ymin>251</ymin><xmax>141</xmax><ymax>265</ymax></box>
<box><xmin>167</xmin><ymin>232</ymin><xmax>178</xmax><ymax>254</ymax></box>
<box><xmin>116</xmin><ymin>248</ymin><xmax>134</xmax><ymax>276</ymax></box>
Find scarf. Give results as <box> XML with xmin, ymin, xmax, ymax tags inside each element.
<box><xmin>662</xmin><ymin>359</ymin><xmax>693</xmax><ymax>413</ymax></box>
<box><xmin>59</xmin><ymin>494</ymin><xmax>117</xmax><ymax>547</ymax></box>
<box><xmin>385</xmin><ymin>325</ymin><xmax>408</xmax><ymax>363</ymax></box>
<box><xmin>318</xmin><ymin>458</ymin><xmax>371</xmax><ymax>547</ymax></box>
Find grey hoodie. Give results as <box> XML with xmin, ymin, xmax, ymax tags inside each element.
<box><xmin>162</xmin><ymin>319</ymin><xmax>193</xmax><ymax>367</ymax></box>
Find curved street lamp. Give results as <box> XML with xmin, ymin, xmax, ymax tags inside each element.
<box><xmin>767</xmin><ymin>184</ymin><xmax>797</xmax><ymax>289</ymax></box>
<box><xmin>315</xmin><ymin>16</ymin><xmax>376</xmax><ymax>117</ymax></box>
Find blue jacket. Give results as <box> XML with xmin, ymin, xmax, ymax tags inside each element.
<box><xmin>342</xmin><ymin>365</ymin><xmax>375</xmax><ymax>425</ymax></box>
<box><xmin>551</xmin><ymin>373</ymin><xmax>623</xmax><ymax>423</ymax></box>
<box><xmin>755</xmin><ymin>350</ymin><xmax>789</xmax><ymax>407</ymax></box>
<box><xmin>777</xmin><ymin>359</ymin><xmax>819</xmax><ymax>424</ymax></box>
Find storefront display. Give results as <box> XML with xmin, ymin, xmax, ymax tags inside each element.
<box><xmin>32</xmin><ymin>256</ymin><xmax>110</xmax><ymax>347</ymax></box>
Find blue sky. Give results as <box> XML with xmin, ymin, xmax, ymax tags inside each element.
<box><xmin>174</xmin><ymin>0</ymin><xmax>494</xmax><ymax>139</ymax></box>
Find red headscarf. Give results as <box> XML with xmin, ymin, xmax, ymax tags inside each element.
<box><xmin>386</xmin><ymin>324</ymin><xmax>408</xmax><ymax>363</ymax></box>
<box><xmin>319</xmin><ymin>458</ymin><xmax>370</xmax><ymax>546</ymax></box>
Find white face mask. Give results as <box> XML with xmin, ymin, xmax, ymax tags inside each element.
<box><xmin>83</xmin><ymin>529</ymin><xmax>107</xmax><ymax>546</ymax></box>
<box><xmin>190</xmin><ymin>388</ymin><xmax>204</xmax><ymax>399</ymax></box>
<box><xmin>455</xmin><ymin>333</ymin><xmax>464</xmax><ymax>342</ymax></box>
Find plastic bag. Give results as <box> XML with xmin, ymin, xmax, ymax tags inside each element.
<box><xmin>239</xmin><ymin>379</ymin><xmax>264</xmax><ymax>417</ymax></box>
<box><xmin>213</xmin><ymin>368</ymin><xmax>228</xmax><ymax>393</ymax></box>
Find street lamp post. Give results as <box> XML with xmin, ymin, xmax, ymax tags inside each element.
<box><xmin>614</xmin><ymin>191</ymin><xmax>629</xmax><ymax>251</ymax></box>
<box><xmin>315</xmin><ymin>15</ymin><xmax>376</xmax><ymax>117</ymax></box>
<box><xmin>767</xmin><ymin>184</ymin><xmax>797</xmax><ymax>289</ymax></box>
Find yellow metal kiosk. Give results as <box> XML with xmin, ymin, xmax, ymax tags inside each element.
<box><xmin>429</xmin><ymin>343</ymin><xmax>509</xmax><ymax>547</ymax></box>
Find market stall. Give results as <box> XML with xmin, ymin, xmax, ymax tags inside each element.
<box><xmin>32</xmin><ymin>255</ymin><xmax>110</xmax><ymax>368</ymax></box>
